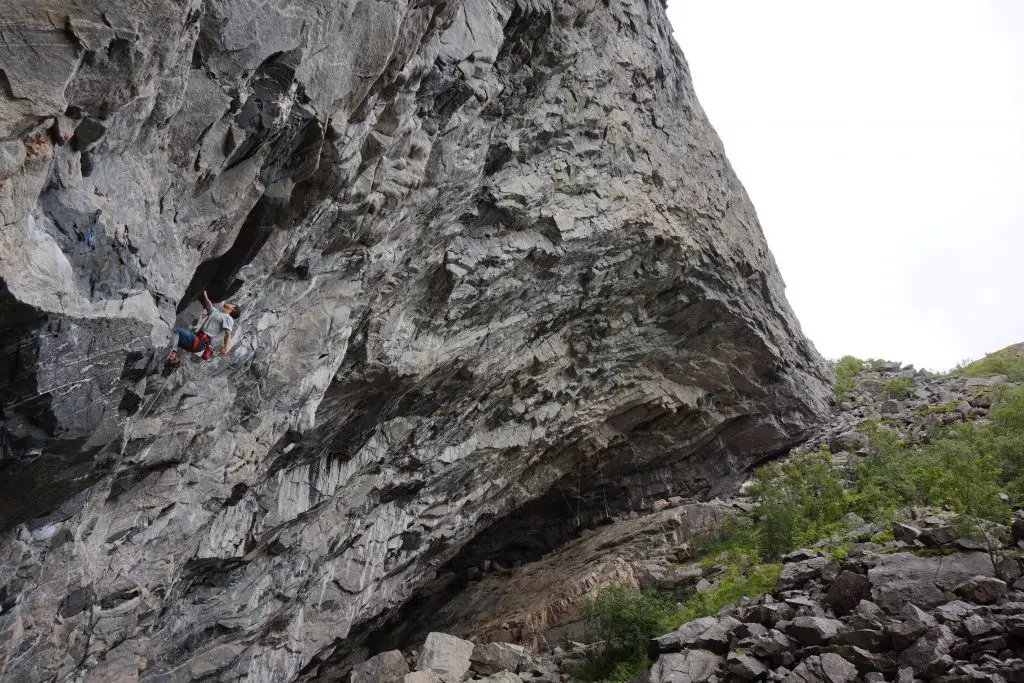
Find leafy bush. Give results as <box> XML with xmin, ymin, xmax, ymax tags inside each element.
<box><xmin>580</xmin><ymin>586</ymin><xmax>676</xmax><ymax>680</ymax></box>
<box><xmin>883</xmin><ymin>378</ymin><xmax>915</xmax><ymax>399</ymax></box>
<box><xmin>747</xmin><ymin>446</ymin><xmax>847</xmax><ymax>559</ymax></box>
<box><xmin>578</xmin><ymin>564</ymin><xmax>781</xmax><ymax>682</ymax></box>
<box><xmin>849</xmin><ymin>423</ymin><xmax>923</xmax><ymax>517</ymax></box>
<box><xmin>832</xmin><ymin>355</ymin><xmax>864</xmax><ymax>398</ymax></box>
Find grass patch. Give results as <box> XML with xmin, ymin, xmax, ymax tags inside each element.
<box><xmin>953</xmin><ymin>345</ymin><xmax>1024</xmax><ymax>382</ymax></box>
<box><xmin>918</xmin><ymin>402</ymin><xmax>958</xmax><ymax>416</ymax></box>
<box><xmin>674</xmin><ymin>563</ymin><xmax>781</xmax><ymax>625</ymax></box>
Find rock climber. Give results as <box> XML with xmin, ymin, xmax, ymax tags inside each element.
<box><xmin>166</xmin><ymin>290</ymin><xmax>241</xmax><ymax>367</ymax></box>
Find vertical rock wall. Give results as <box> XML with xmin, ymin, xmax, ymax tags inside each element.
<box><xmin>0</xmin><ymin>0</ymin><xmax>831</xmax><ymax>680</ymax></box>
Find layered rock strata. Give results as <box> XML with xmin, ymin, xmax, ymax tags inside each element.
<box><xmin>0</xmin><ymin>0</ymin><xmax>829</xmax><ymax>680</ymax></box>
<box><xmin>381</xmin><ymin>364</ymin><xmax>1021</xmax><ymax>653</ymax></box>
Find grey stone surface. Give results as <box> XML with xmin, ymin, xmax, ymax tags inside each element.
<box><xmin>691</xmin><ymin>616</ymin><xmax>741</xmax><ymax>655</ymax></box>
<box><xmin>848</xmin><ymin>600</ymin><xmax>886</xmax><ymax>630</ymax></box>
<box><xmin>899</xmin><ymin>625</ymin><xmax>957</xmax><ymax>678</ymax></box>
<box><xmin>650</xmin><ymin>616</ymin><xmax>719</xmax><ymax>655</ymax></box>
<box><xmin>748</xmin><ymin>629</ymin><xmax>795</xmax><ymax>664</ymax></box>
<box><xmin>832</xmin><ymin>645</ymin><xmax>896</xmax><ymax>676</ymax></box>
<box><xmin>726</xmin><ymin>651</ymin><xmax>767</xmax><ymax>680</ymax></box>
<box><xmin>823</xmin><ymin>570</ymin><xmax>870</xmax><ymax>616</ymax></box>
<box><xmin>888</xmin><ymin>603</ymin><xmax>938</xmax><ymax>651</ymax></box>
<box><xmin>832</xmin><ymin>628</ymin><xmax>888</xmax><ymax>652</ymax></box>
<box><xmin>416</xmin><ymin>632</ymin><xmax>474</xmax><ymax>683</ymax></box>
<box><xmin>650</xmin><ymin>650</ymin><xmax>723</xmax><ymax>683</ymax></box>
<box><xmin>352</xmin><ymin>650</ymin><xmax>411</xmax><ymax>683</ymax></box>
<box><xmin>869</xmin><ymin>552</ymin><xmax>995</xmax><ymax>613</ymax></box>
<box><xmin>953</xmin><ymin>576</ymin><xmax>1007</xmax><ymax>605</ymax></box>
<box><xmin>0</xmin><ymin>139</ymin><xmax>26</xmax><ymax>180</ymax></box>
<box><xmin>477</xmin><ymin>672</ymin><xmax>522</xmax><ymax>683</ymax></box>
<box><xmin>471</xmin><ymin>642</ymin><xmax>527</xmax><ymax>675</ymax></box>
<box><xmin>403</xmin><ymin>672</ymin><xmax>442</xmax><ymax>683</ymax></box>
<box><xmin>891</xmin><ymin>522</ymin><xmax>921</xmax><ymax>543</ymax></box>
<box><xmin>776</xmin><ymin>556</ymin><xmax>828</xmax><ymax>591</ymax></box>
<box><xmin>0</xmin><ymin>0</ymin><xmax>831</xmax><ymax>680</ymax></box>
<box><xmin>783</xmin><ymin>654</ymin><xmax>856</xmax><ymax>683</ymax></box>
<box><xmin>784</xmin><ymin>616</ymin><xmax>844</xmax><ymax>646</ymax></box>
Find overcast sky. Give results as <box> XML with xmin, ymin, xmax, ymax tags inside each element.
<box><xmin>665</xmin><ymin>1</ymin><xmax>1024</xmax><ymax>370</ymax></box>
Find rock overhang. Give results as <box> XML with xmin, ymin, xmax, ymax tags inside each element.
<box><xmin>0</xmin><ymin>0</ymin><xmax>830</xmax><ymax>680</ymax></box>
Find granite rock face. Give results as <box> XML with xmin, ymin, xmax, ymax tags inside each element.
<box><xmin>0</xmin><ymin>0</ymin><xmax>829</xmax><ymax>680</ymax></box>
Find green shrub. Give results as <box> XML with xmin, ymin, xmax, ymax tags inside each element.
<box><xmin>580</xmin><ymin>586</ymin><xmax>676</xmax><ymax>680</ymax></box>
<box><xmin>747</xmin><ymin>446</ymin><xmax>847</xmax><ymax>559</ymax></box>
<box><xmin>578</xmin><ymin>562</ymin><xmax>782</xmax><ymax>682</ymax></box>
<box><xmin>849</xmin><ymin>424</ymin><xmax>921</xmax><ymax>518</ymax></box>
<box><xmin>832</xmin><ymin>355</ymin><xmax>864</xmax><ymax>398</ymax></box>
<box><xmin>883</xmin><ymin>378</ymin><xmax>915</xmax><ymax>399</ymax></box>
<box><xmin>984</xmin><ymin>387</ymin><xmax>1024</xmax><ymax>497</ymax></box>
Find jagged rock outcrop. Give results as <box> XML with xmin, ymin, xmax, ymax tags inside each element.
<box><xmin>0</xmin><ymin>0</ymin><xmax>829</xmax><ymax>680</ymax></box>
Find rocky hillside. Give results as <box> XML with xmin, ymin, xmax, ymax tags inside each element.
<box><xmin>359</xmin><ymin>358</ymin><xmax>1024</xmax><ymax>645</ymax></box>
<box><xmin>371</xmin><ymin>518</ymin><xmax>1024</xmax><ymax>683</ymax></box>
<box><xmin>0</xmin><ymin>1</ymin><xmax>829</xmax><ymax>681</ymax></box>
<box><xmin>340</xmin><ymin>361</ymin><xmax>1024</xmax><ymax>682</ymax></box>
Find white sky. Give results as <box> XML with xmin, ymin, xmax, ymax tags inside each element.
<box><xmin>665</xmin><ymin>0</ymin><xmax>1024</xmax><ymax>370</ymax></box>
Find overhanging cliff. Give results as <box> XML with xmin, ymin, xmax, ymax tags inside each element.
<box><xmin>0</xmin><ymin>1</ymin><xmax>830</xmax><ymax>680</ymax></box>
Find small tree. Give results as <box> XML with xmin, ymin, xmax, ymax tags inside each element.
<box><xmin>583</xmin><ymin>586</ymin><xmax>676</xmax><ymax>671</ymax></box>
<box><xmin>920</xmin><ymin>429</ymin><xmax>1010</xmax><ymax>575</ymax></box>
<box><xmin>749</xmin><ymin>447</ymin><xmax>847</xmax><ymax>559</ymax></box>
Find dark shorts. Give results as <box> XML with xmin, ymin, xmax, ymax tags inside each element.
<box><xmin>174</xmin><ymin>329</ymin><xmax>209</xmax><ymax>352</ymax></box>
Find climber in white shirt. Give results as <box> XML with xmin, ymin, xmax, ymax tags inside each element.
<box><xmin>166</xmin><ymin>290</ymin><xmax>241</xmax><ymax>367</ymax></box>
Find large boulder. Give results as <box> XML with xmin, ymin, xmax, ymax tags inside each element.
<box><xmin>470</xmin><ymin>643</ymin><xmax>527</xmax><ymax>676</ymax></box>
<box><xmin>824</xmin><ymin>571</ymin><xmax>871</xmax><ymax>616</ymax></box>
<box><xmin>888</xmin><ymin>604</ymin><xmax>938</xmax><ymax>651</ymax></box>
<box><xmin>726</xmin><ymin>652</ymin><xmax>767</xmax><ymax>680</ymax></box>
<box><xmin>650</xmin><ymin>617</ymin><xmax>719</xmax><ymax>656</ymax></box>
<box><xmin>953</xmin><ymin>576</ymin><xmax>1008</xmax><ymax>605</ymax></box>
<box><xmin>416</xmin><ymin>633</ymin><xmax>475</xmax><ymax>683</ymax></box>
<box><xmin>898</xmin><ymin>626</ymin><xmax>957</xmax><ymax>679</ymax></box>
<box><xmin>748</xmin><ymin>629</ymin><xmax>796</xmax><ymax>667</ymax></box>
<box><xmin>868</xmin><ymin>552</ymin><xmax>995</xmax><ymax>613</ymax></box>
<box><xmin>783</xmin><ymin>654</ymin><xmax>857</xmax><ymax>683</ymax></box>
<box><xmin>777</xmin><ymin>557</ymin><xmax>828</xmax><ymax>591</ymax></box>
<box><xmin>784</xmin><ymin>616</ymin><xmax>844</xmax><ymax>646</ymax></box>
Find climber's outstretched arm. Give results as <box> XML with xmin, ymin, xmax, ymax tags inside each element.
<box><xmin>201</xmin><ymin>290</ymin><xmax>214</xmax><ymax>313</ymax></box>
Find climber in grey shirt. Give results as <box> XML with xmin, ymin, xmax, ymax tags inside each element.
<box><xmin>167</xmin><ymin>290</ymin><xmax>242</xmax><ymax>366</ymax></box>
